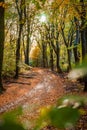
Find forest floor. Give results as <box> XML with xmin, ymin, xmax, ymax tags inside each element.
<box><xmin>0</xmin><ymin>67</ymin><xmax>87</xmax><ymax>130</ymax></box>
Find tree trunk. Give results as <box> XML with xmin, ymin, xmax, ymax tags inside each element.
<box><xmin>15</xmin><ymin>0</ymin><xmax>25</xmax><ymax>78</ymax></box>
<box><xmin>81</xmin><ymin>30</ymin><xmax>87</xmax><ymax>59</ymax></box>
<box><xmin>80</xmin><ymin>75</ymin><xmax>87</xmax><ymax>92</ymax></box>
<box><xmin>0</xmin><ymin>0</ymin><xmax>5</xmax><ymax>92</ymax></box>
<box><xmin>56</xmin><ymin>43</ymin><xmax>62</xmax><ymax>73</ymax></box>
<box><xmin>80</xmin><ymin>0</ymin><xmax>87</xmax><ymax>92</ymax></box>
<box><xmin>22</xmin><ymin>35</ymin><xmax>26</xmax><ymax>58</ymax></box>
<box><xmin>50</xmin><ymin>44</ymin><xmax>54</xmax><ymax>71</ymax></box>
<box><xmin>73</xmin><ymin>17</ymin><xmax>80</xmax><ymax>64</ymax></box>
<box><xmin>41</xmin><ymin>32</ymin><xmax>48</xmax><ymax>68</ymax></box>
<box><xmin>25</xmin><ymin>4</ymin><xmax>30</xmax><ymax>65</ymax></box>
<box><xmin>80</xmin><ymin>0</ymin><xmax>87</xmax><ymax>59</ymax></box>
<box><xmin>67</xmin><ymin>49</ymin><xmax>71</xmax><ymax>71</ymax></box>
<box><xmin>84</xmin><ymin>79</ymin><xmax>87</xmax><ymax>91</ymax></box>
<box><xmin>42</xmin><ymin>43</ymin><xmax>46</xmax><ymax>68</ymax></box>
<box><xmin>73</xmin><ymin>47</ymin><xmax>80</xmax><ymax>63</ymax></box>
<box><xmin>86</xmin><ymin>26</ymin><xmax>87</xmax><ymax>52</ymax></box>
<box><xmin>55</xmin><ymin>29</ymin><xmax>62</xmax><ymax>73</ymax></box>
<box><xmin>15</xmin><ymin>24</ymin><xmax>23</xmax><ymax>78</ymax></box>
<box><xmin>25</xmin><ymin>20</ymin><xmax>30</xmax><ymax>65</ymax></box>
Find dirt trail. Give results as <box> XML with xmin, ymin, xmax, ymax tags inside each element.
<box><xmin>0</xmin><ymin>68</ymin><xmax>65</xmax><ymax>113</ymax></box>
<box><xmin>0</xmin><ymin>68</ymin><xmax>87</xmax><ymax>130</ymax></box>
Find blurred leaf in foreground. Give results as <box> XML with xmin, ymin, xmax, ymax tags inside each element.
<box><xmin>57</xmin><ymin>95</ymin><xmax>87</xmax><ymax>108</ymax></box>
<box><xmin>68</xmin><ymin>56</ymin><xmax>87</xmax><ymax>80</ymax></box>
<box><xmin>34</xmin><ymin>95</ymin><xmax>87</xmax><ymax>130</ymax></box>
<box><xmin>0</xmin><ymin>107</ymin><xmax>25</xmax><ymax>130</ymax></box>
<box><xmin>48</xmin><ymin>106</ymin><xmax>80</xmax><ymax>129</ymax></box>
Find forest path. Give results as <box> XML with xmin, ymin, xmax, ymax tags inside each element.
<box><xmin>0</xmin><ymin>68</ymin><xmax>86</xmax><ymax>129</ymax></box>
<box><xmin>0</xmin><ymin>68</ymin><xmax>65</xmax><ymax>114</ymax></box>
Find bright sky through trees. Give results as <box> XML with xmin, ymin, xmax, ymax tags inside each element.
<box><xmin>39</xmin><ymin>14</ymin><xmax>47</xmax><ymax>23</ymax></box>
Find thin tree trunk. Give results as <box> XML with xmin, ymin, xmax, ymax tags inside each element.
<box><xmin>56</xmin><ymin>51</ymin><xmax>61</xmax><ymax>73</ymax></box>
<box><xmin>80</xmin><ymin>0</ymin><xmax>87</xmax><ymax>59</ymax></box>
<box><xmin>0</xmin><ymin>0</ymin><xmax>5</xmax><ymax>92</ymax></box>
<box><xmin>80</xmin><ymin>0</ymin><xmax>87</xmax><ymax>92</ymax></box>
<box><xmin>73</xmin><ymin>47</ymin><xmax>80</xmax><ymax>63</ymax></box>
<box><xmin>67</xmin><ymin>49</ymin><xmax>71</xmax><ymax>71</ymax></box>
<box><xmin>84</xmin><ymin>79</ymin><xmax>87</xmax><ymax>91</ymax></box>
<box><xmin>15</xmin><ymin>0</ymin><xmax>25</xmax><ymax>78</ymax></box>
<box><xmin>42</xmin><ymin>43</ymin><xmax>46</xmax><ymax>68</ymax></box>
<box><xmin>81</xmin><ymin>30</ymin><xmax>86</xmax><ymax>59</ymax></box>
<box><xmin>15</xmin><ymin>24</ymin><xmax>23</xmax><ymax>78</ymax></box>
<box><xmin>50</xmin><ymin>44</ymin><xmax>54</xmax><ymax>71</ymax></box>
<box><xmin>55</xmin><ymin>28</ymin><xmax>62</xmax><ymax>73</ymax></box>
<box><xmin>22</xmin><ymin>35</ymin><xmax>26</xmax><ymax>58</ymax></box>
<box><xmin>25</xmin><ymin>20</ymin><xmax>30</xmax><ymax>65</ymax></box>
<box><xmin>73</xmin><ymin>17</ymin><xmax>80</xmax><ymax>64</ymax></box>
<box><xmin>86</xmin><ymin>26</ymin><xmax>87</xmax><ymax>53</ymax></box>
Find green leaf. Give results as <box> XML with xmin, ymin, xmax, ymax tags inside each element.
<box><xmin>0</xmin><ymin>107</ymin><xmax>25</xmax><ymax>130</ymax></box>
<box><xmin>32</xmin><ymin>0</ymin><xmax>41</xmax><ymax>9</ymax></box>
<box><xmin>57</xmin><ymin>95</ymin><xmax>87</xmax><ymax>107</ymax></box>
<box><xmin>2</xmin><ymin>107</ymin><xmax>22</xmax><ymax>122</ymax></box>
<box><xmin>0</xmin><ymin>122</ymin><xmax>25</xmax><ymax>130</ymax></box>
<box><xmin>48</xmin><ymin>107</ymin><xmax>80</xmax><ymax>129</ymax></box>
<box><xmin>40</xmin><ymin>0</ymin><xmax>46</xmax><ymax>5</ymax></box>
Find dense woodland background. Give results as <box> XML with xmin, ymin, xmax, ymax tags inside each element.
<box><xmin>0</xmin><ymin>0</ymin><xmax>87</xmax><ymax>129</ymax></box>
<box><xmin>0</xmin><ymin>0</ymin><xmax>87</xmax><ymax>91</ymax></box>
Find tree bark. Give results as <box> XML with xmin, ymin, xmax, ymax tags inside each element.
<box><xmin>67</xmin><ymin>49</ymin><xmax>71</xmax><ymax>71</ymax></box>
<box><xmin>0</xmin><ymin>0</ymin><xmax>5</xmax><ymax>92</ymax></box>
<box><xmin>15</xmin><ymin>0</ymin><xmax>25</xmax><ymax>78</ymax></box>
<box><xmin>42</xmin><ymin>42</ymin><xmax>46</xmax><ymax>68</ymax></box>
<box><xmin>80</xmin><ymin>0</ymin><xmax>87</xmax><ymax>92</ymax></box>
<box><xmin>73</xmin><ymin>47</ymin><xmax>80</xmax><ymax>63</ymax></box>
<box><xmin>49</xmin><ymin>43</ymin><xmax>54</xmax><ymax>71</ymax></box>
<box><xmin>25</xmin><ymin>5</ymin><xmax>30</xmax><ymax>65</ymax></box>
<box><xmin>73</xmin><ymin>17</ymin><xmax>80</xmax><ymax>63</ymax></box>
<box><xmin>25</xmin><ymin>21</ymin><xmax>30</xmax><ymax>65</ymax></box>
<box><xmin>80</xmin><ymin>0</ymin><xmax>87</xmax><ymax>59</ymax></box>
<box><xmin>55</xmin><ymin>26</ymin><xmax>62</xmax><ymax>73</ymax></box>
<box><xmin>56</xmin><ymin>44</ymin><xmax>62</xmax><ymax>73</ymax></box>
<box><xmin>15</xmin><ymin>24</ymin><xmax>23</xmax><ymax>78</ymax></box>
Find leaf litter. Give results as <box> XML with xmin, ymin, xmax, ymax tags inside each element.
<box><xmin>0</xmin><ymin>68</ymin><xmax>87</xmax><ymax>130</ymax></box>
